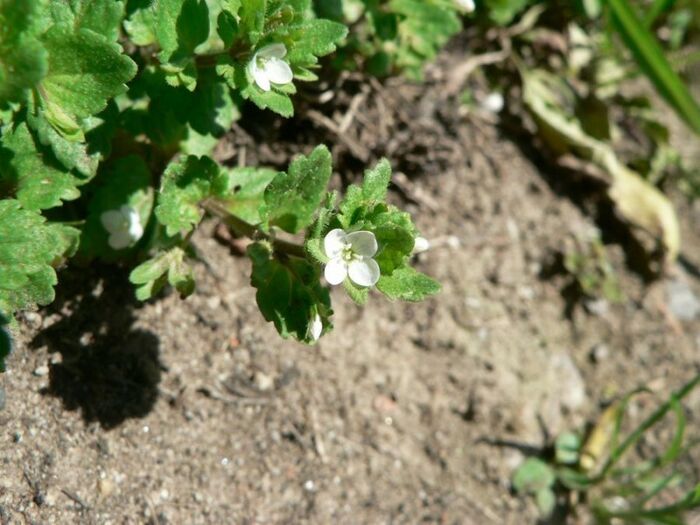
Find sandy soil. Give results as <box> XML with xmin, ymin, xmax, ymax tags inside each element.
<box><xmin>1</xmin><ymin>43</ymin><xmax>699</xmax><ymax>525</ymax></box>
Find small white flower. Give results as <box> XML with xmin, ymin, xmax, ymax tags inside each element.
<box><xmin>309</xmin><ymin>313</ymin><xmax>323</xmax><ymax>342</ymax></box>
<box><xmin>482</xmin><ymin>92</ymin><xmax>504</xmax><ymax>113</ymax></box>
<box><xmin>455</xmin><ymin>0</ymin><xmax>475</xmax><ymax>12</ymax></box>
<box><xmin>100</xmin><ymin>204</ymin><xmax>144</xmax><ymax>250</ymax></box>
<box><xmin>412</xmin><ymin>236</ymin><xmax>430</xmax><ymax>254</ymax></box>
<box><xmin>248</xmin><ymin>43</ymin><xmax>294</xmax><ymax>92</ymax></box>
<box><xmin>323</xmin><ymin>229</ymin><xmax>380</xmax><ymax>287</ymax></box>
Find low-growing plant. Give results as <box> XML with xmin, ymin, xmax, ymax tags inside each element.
<box><xmin>512</xmin><ymin>374</ymin><xmax>700</xmax><ymax>523</ymax></box>
<box><xmin>0</xmin><ymin>0</ymin><xmax>449</xmax><ymax>370</ymax></box>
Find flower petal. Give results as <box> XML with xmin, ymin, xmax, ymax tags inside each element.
<box><xmin>324</xmin><ymin>257</ymin><xmax>347</xmax><ymax>285</ymax></box>
<box><xmin>100</xmin><ymin>210</ymin><xmax>125</xmax><ymax>234</ymax></box>
<box><xmin>324</xmin><ymin>228</ymin><xmax>347</xmax><ymax>258</ymax></box>
<box><xmin>347</xmin><ymin>230</ymin><xmax>378</xmax><ymax>257</ymax></box>
<box><xmin>108</xmin><ymin>230</ymin><xmax>132</xmax><ymax>250</ymax></box>
<box><xmin>348</xmin><ymin>258</ymin><xmax>380</xmax><ymax>287</ymax></box>
<box><xmin>252</xmin><ymin>65</ymin><xmax>271</xmax><ymax>91</ymax></box>
<box><xmin>258</xmin><ymin>43</ymin><xmax>287</xmax><ymax>59</ymax></box>
<box><xmin>310</xmin><ymin>314</ymin><xmax>323</xmax><ymax>342</ymax></box>
<box><xmin>264</xmin><ymin>57</ymin><xmax>293</xmax><ymax>85</ymax></box>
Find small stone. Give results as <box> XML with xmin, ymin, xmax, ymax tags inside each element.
<box><xmin>589</xmin><ymin>344</ymin><xmax>609</xmax><ymax>363</ymax></box>
<box><xmin>303</xmin><ymin>480</ymin><xmax>315</xmax><ymax>492</ymax></box>
<box><xmin>551</xmin><ymin>353</ymin><xmax>586</xmax><ymax>411</ymax></box>
<box><xmin>97</xmin><ymin>479</ymin><xmax>115</xmax><ymax>498</ymax></box>
<box><xmin>253</xmin><ymin>371</ymin><xmax>274</xmax><ymax>392</ymax></box>
<box><xmin>584</xmin><ymin>298</ymin><xmax>609</xmax><ymax>317</ymax></box>
<box><xmin>666</xmin><ymin>279</ymin><xmax>700</xmax><ymax>321</ymax></box>
<box><xmin>33</xmin><ymin>365</ymin><xmax>49</xmax><ymax>377</ymax></box>
<box><xmin>193</xmin><ymin>492</ymin><xmax>204</xmax><ymax>503</ymax></box>
<box><xmin>24</xmin><ymin>312</ymin><xmax>42</xmax><ymax>329</ymax></box>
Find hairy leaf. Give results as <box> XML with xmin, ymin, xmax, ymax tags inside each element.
<box><xmin>377</xmin><ymin>266</ymin><xmax>440</xmax><ymax>302</ymax></box>
<box><xmin>130</xmin><ymin>247</ymin><xmax>195</xmax><ymax>300</ymax></box>
<box><xmin>248</xmin><ymin>241</ymin><xmax>332</xmax><ymax>343</ymax></box>
<box><xmin>156</xmin><ymin>155</ymin><xmax>223</xmax><ymax>236</ymax></box>
<box><xmin>0</xmin><ymin>121</ymin><xmax>82</xmax><ymax>210</ymax></box>
<box><xmin>219</xmin><ymin>166</ymin><xmax>278</xmax><ymax>224</ymax></box>
<box><xmin>263</xmin><ymin>145</ymin><xmax>332</xmax><ymax>233</ymax></box>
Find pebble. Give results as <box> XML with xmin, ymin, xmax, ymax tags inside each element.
<box><xmin>303</xmin><ymin>480</ymin><xmax>315</xmax><ymax>492</ymax></box>
<box><xmin>33</xmin><ymin>365</ymin><xmax>49</xmax><ymax>377</ymax></box>
<box><xmin>97</xmin><ymin>479</ymin><xmax>115</xmax><ymax>498</ymax></box>
<box><xmin>589</xmin><ymin>343</ymin><xmax>609</xmax><ymax>363</ymax></box>
<box><xmin>584</xmin><ymin>298</ymin><xmax>609</xmax><ymax>317</ymax></box>
<box><xmin>666</xmin><ymin>279</ymin><xmax>700</xmax><ymax>321</ymax></box>
<box><xmin>551</xmin><ymin>353</ymin><xmax>586</xmax><ymax>411</ymax></box>
<box><xmin>254</xmin><ymin>371</ymin><xmax>274</xmax><ymax>392</ymax></box>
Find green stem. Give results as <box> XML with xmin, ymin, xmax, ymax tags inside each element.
<box><xmin>203</xmin><ymin>199</ymin><xmax>307</xmax><ymax>259</ymax></box>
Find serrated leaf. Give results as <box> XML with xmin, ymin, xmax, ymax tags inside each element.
<box><xmin>512</xmin><ymin>458</ymin><xmax>556</xmax><ymax>494</ymax></box>
<box><xmin>124</xmin><ymin>0</ymin><xmax>158</xmax><ymax>46</ymax></box>
<box><xmin>49</xmin><ymin>0</ymin><xmax>126</xmax><ymax>42</ymax></box>
<box><xmin>39</xmin><ymin>24</ymin><xmax>137</xmax><ymax>128</ymax></box>
<box><xmin>218</xmin><ymin>166</ymin><xmax>278</xmax><ymax>224</ymax></box>
<box><xmin>0</xmin><ymin>311</ymin><xmax>10</xmax><ymax>372</ymax></box>
<box><xmin>156</xmin><ymin>155</ymin><xmax>222</xmax><ymax>236</ymax></box>
<box><xmin>262</xmin><ymin>145</ymin><xmax>332</xmax><ymax>233</ymax></box>
<box><xmin>81</xmin><ymin>155</ymin><xmax>153</xmax><ymax>257</ymax></box>
<box><xmin>376</xmin><ymin>266</ymin><xmax>440</xmax><ymax>301</ymax></box>
<box><xmin>26</xmin><ymin>107</ymin><xmax>100</xmax><ymax>178</ymax></box>
<box><xmin>0</xmin><ymin>0</ymin><xmax>47</xmax><ymax>106</ymax></box>
<box><xmin>248</xmin><ymin>241</ymin><xmax>332</xmax><ymax>343</ymax></box>
<box><xmin>155</xmin><ymin>0</ymin><xmax>210</xmax><ymax>63</ymax></box>
<box><xmin>0</xmin><ymin>199</ymin><xmax>71</xmax><ymax>314</ymax></box>
<box><xmin>343</xmin><ymin>278</ymin><xmax>368</xmax><ymax>305</ymax></box>
<box><xmin>247</xmin><ymin>85</ymin><xmax>294</xmax><ymax>117</ymax></box>
<box><xmin>0</xmin><ymin>121</ymin><xmax>81</xmax><ymax>210</ymax></box>
<box><xmin>338</xmin><ymin>158</ymin><xmax>392</xmax><ymax>228</ymax></box>
<box><xmin>240</xmin><ymin>0</ymin><xmax>266</xmax><ymax>43</ymax></box>
<box><xmin>286</xmin><ymin>19</ymin><xmax>348</xmax><ymax>64</ymax></box>
<box><xmin>130</xmin><ymin>247</ymin><xmax>195</xmax><ymax>300</ymax></box>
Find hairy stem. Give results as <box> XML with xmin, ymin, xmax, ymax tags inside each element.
<box><xmin>203</xmin><ymin>199</ymin><xmax>307</xmax><ymax>259</ymax></box>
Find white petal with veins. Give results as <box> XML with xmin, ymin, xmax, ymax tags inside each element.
<box><xmin>348</xmin><ymin>258</ymin><xmax>380</xmax><ymax>287</ymax></box>
<box><xmin>324</xmin><ymin>228</ymin><xmax>347</xmax><ymax>258</ymax></box>
<box><xmin>324</xmin><ymin>257</ymin><xmax>348</xmax><ymax>285</ymax></box>
<box><xmin>347</xmin><ymin>230</ymin><xmax>378</xmax><ymax>257</ymax></box>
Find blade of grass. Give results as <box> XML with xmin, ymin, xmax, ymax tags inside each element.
<box><xmin>598</xmin><ymin>374</ymin><xmax>700</xmax><ymax>479</ymax></box>
<box><xmin>643</xmin><ymin>0</ymin><xmax>677</xmax><ymax>27</ymax></box>
<box><xmin>608</xmin><ymin>0</ymin><xmax>700</xmax><ymax>135</ymax></box>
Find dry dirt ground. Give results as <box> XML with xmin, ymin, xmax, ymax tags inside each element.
<box><xmin>1</xmin><ymin>43</ymin><xmax>700</xmax><ymax>525</ymax></box>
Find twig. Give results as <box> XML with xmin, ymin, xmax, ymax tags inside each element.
<box><xmin>307</xmin><ymin>109</ymin><xmax>370</xmax><ymax>161</ymax></box>
<box><xmin>61</xmin><ymin>488</ymin><xmax>89</xmax><ymax>510</ymax></box>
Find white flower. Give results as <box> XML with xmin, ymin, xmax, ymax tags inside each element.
<box><xmin>412</xmin><ymin>236</ymin><xmax>430</xmax><ymax>254</ymax></box>
<box><xmin>248</xmin><ymin>43</ymin><xmax>294</xmax><ymax>92</ymax></box>
<box><xmin>455</xmin><ymin>0</ymin><xmax>475</xmax><ymax>12</ymax></box>
<box><xmin>482</xmin><ymin>92</ymin><xmax>504</xmax><ymax>113</ymax></box>
<box><xmin>309</xmin><ymin>313</ymin><xmax>323</xmax><ymax>342</ymax></box>
<box><xmin>323</xmin><ymin>229</ymin><xmax>380</xmax><ymax>287</ymax></box>
<box><xmin>100</xmin><ymin>204</ymin><xmax>144</xmax><ymax>250</ymax></box>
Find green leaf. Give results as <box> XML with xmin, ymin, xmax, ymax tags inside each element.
<box><xmin>608</xmin><ymin>0</ymin><xmax>700</xmax><ymax>135</ymax></box>
<box><xmin>155</xmin><ymin>0</ymin><xmax>210</xmax><ymax>62</ymax></box>
<box><xmin>372</xmin><ymin>210</ymin><xmax>416</xmax><ymax>274</ymax></box>
<box><xmin>555</xmin><ymin>432</ymin><xmax>582</xmax><ymax>465</ymax></box>
<box><xmin>240</xmin><ymin>0</ymin><xmax>266</xmax><ymax>44</ymax></box>
<box><xmin>218</xmin><ymin>166</ymin><xmax>278</xmax><ymax>224</ymax></box>
<box><xmin>155</xmin><ymin>155</ymin><xmax>222</xmax><ymax>236</ymax></box>
<box><xmin>535</xmin><ymin>488</ymin><xmax>556</xmax><ymax>516</ymax></box>
<box><xmin>80</xmin><ymin>155</ymin><xmax>153</xmax><ymax>257</ymax></box>
<box><xmin>0</xmin><ymin>311</ymin><xmax>10</xmax><ymax>372</ymax></box>
<box><xmin>246</xmin><ymin>85</ymin><xmax>295</xmax><ymax>117</ymax></box>
<box><xmin>124</xmin><ymin>0</ymin><xmax>158</xmax><ymax>46</ymax></box>
<box><xmin>286</xmin><ymin>19</ymin><xmax>348</xmax><ymax>64</ymax></box>
<box><xmin>248</xmin><ymin>241</ymin><xmax>332</xmax><ymax>343</ymax></box>
<box><xmin>130</xmin><ymin>247</ymin><xmax>195</xmax><ymax>300</ymax></box>
<box><xmin>0</xmin><ymin>121</ymin><xmax>82</xmax><ymax>210</ymax></box>
<box><xmin>343</xmin><ymin>278</ymin><xmax>368</xmax><ymax>305</ymax></box>
<box><xmin>49</xmin><ymin>0</ymin><xmax>126</xmax><ymax>42</ymax></box>
<box><xmin>338</xmin><ymin>158</ymin><xmax>392</xmax><ymax>228</ymax></box>
<box><xmin>262</xmin><ymin>145</ymin><xmax>332</xmax><ymax>233</ymax></box>
<box><xmin>483</xmin><ymin>0</ymin><xmax>533</xmax><ymax>26</ymax></box>
<box><xmin>0</xmin><ymin>199</ymin><xmax>72</xmax><ymax>314</ymax></box>
<box><xmin>39</xmin><ymin>24</ymin><xmax>137</xmax><ymax>127</ymax></box>
<box><xmin>512</xmin><ymin>458</ymin><xmax>556</xmax><ymax>494</ymax></box>
<box><xmin>0</xmin><ymin>0</ymin><xmax>47</xmax><ymax>106</ymax></box>
<box><xmin>26</xmin><ymin>107</ymin><xmax>100</xmax><ymax>178</ymax></box>
<box><xmin>376</xmin><ymin>266</ymin><xmax>440</xmax><ymax>302</ymax></box>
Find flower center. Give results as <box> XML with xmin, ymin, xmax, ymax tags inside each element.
<box><xmin>341</xmin><ymin>243</ymin><xmax>356</xmax><ymax>263</ymax></box>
